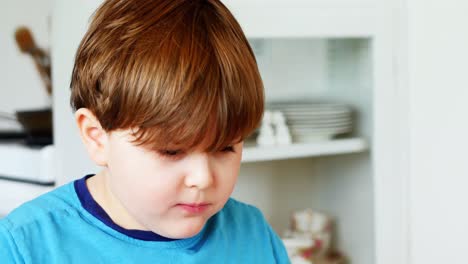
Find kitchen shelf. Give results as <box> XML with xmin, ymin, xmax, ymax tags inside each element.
<box><xmin>241</xmin><ymin>137</ymin><xmax>368</xmax><ymax>163</ymax></box>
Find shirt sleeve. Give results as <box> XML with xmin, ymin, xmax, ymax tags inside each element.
<box><xmin>0</xmin><ymin>220</ymin><xmax>22</xmax><ymax>264</ymax></box>
<box><xmin>247</xmin><ymin>204</ymin><xmax>291</xmax><ymax>264</ymax></box>
<box><xmin>265</xmin><ymin>222</ymin><xmax>291</xmax><ymax>264</ymax></box>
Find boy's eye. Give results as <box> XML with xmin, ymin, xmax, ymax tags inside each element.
<box><xmin>157</xmin><ymin>146</ymin><xmax>234</xmax><ymax>160</ymax></box>
<box><xmin>161</xmin><ymin>149</ymin><xmax>182</xmax><ymax>156</ymax></box>
<box><xmin>220</xmin><ymin>146</ymin><xmax>235</xmax><ymax>153</ymax></box>
<box><xmin>157</xmin><ymin>149</ymin><xmax>184</xmax><ymax>161</ymax></box>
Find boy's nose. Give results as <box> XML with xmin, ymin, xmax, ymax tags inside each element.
<box><xmin>184</xmin><ymin>153</ymin><xmax>214</xmax><ymax>190</ymax></box>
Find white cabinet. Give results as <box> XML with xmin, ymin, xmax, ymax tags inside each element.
<box><xmin>47</xmin><ymin>1</ymin><xmax>408</xmax><ymax>264</ymax></box>
<box><xmin>225</xmin><ymin>3</ymin><xmax>407</xmax><ymax>264</ymax></box>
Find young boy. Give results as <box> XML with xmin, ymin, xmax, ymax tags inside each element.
<box><xmin>0</xmin><ymin>0</ymin><xmax>290</xmax><ymax>263</ymax></box>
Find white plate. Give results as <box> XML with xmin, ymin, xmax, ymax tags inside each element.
<box><xmin>283</xmin><ymin>114</ymin><xmax>350</xmax><ymax>121</ymax></box>
<box><xmin>285</xmin><ymin>116</ymin><xmax>352</xmax><ymax>124</ymax></box>
<box><xmin>290</xmin><ymin>131</ymin><xmax>351</xmax><ymax>137</ymax></box>
<box><xmin>284</xmin><ymin>116</ymin><xmax>352</xmax><ymax>124</ymax></box>
<box><xmin>269</xmin><ymin>103</ymin><xmax>350</xmax><ymax>111</ymax></box>
<box><xmin>288</xmin><ymin>122</ymin><xmax>352</xmax><ymax>128</ymax></box>
<box><xmin>267</xmin><ymin>102</ymin><xmax>348</xmax><ymax>109</ymax></box>
<box><xmin>280</xmin><ymin>109</ymin><xmax>351</xmax><ymax>115</ymax></box>
<box><xmin>289</xmin><ymin>122</ymin><xmax>352</xmax><ymax>129</ymax></box>
<box><xmin>290</xmin><ymin>126</ymin><xmax>351</xmax><ymax>134</ymax></box>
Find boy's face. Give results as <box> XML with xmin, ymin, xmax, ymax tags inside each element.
<box><xmin>102</xmin><ymin>130</ymin><xmax>243</xmax><ymax>239</ymax></box>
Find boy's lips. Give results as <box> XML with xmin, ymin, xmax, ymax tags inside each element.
<box><xmin>176</xmin><ymin>203</ymin><xmax>211</xmax><ymax>214</ymax></box>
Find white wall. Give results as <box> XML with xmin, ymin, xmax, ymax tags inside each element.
<box><xmin>0</xmin><ymin>0</ymin><xmax>52</xmax><ymax>115</ymax></box>
<box><xmin>51</xmin><ymin>0</ymin><xmax>102</xmax><ymax>186</ymax></box>
<box><xmin>408</xmin><ymin>1</ymin><xmax>468</xmax><ymax>263</ymax></box>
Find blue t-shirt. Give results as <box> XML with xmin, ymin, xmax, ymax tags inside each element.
<box><xmin>0</xmin><ymin>175</ymin><xmax>290</xmax><ymax>263</ymax></box>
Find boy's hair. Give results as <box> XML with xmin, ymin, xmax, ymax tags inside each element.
<box><xmin>70</xmin><ymin>0</ymin><xmax>264</xmax><ymax>151</ymax></box>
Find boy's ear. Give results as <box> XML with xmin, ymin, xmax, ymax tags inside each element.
<box><xmin>74</xmin><ymin>108</ymin><xmax>109</xmax><ymax>166</ymax></box>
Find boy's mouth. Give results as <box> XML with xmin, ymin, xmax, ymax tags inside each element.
<box><xmin>176</xmin><ymin>203</ymin><xmax>211</xmax><ymax>214</ymax></box>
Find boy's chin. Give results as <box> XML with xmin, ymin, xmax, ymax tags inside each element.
<box><xmin>162</xmin><ymin>218</ymin><xmax>208</xmax><ymax>239</ymax></box>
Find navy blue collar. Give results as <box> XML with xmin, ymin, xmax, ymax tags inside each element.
<box><xmin>74</xmin><ymin>174</ymin><xmax>176</xmax><ymax>242</ymax></box>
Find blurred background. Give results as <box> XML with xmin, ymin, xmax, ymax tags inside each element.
<box><xmin>1</xmin><ymin>0</ymin><xmax>468</xmax><ymax>263</ymax></box>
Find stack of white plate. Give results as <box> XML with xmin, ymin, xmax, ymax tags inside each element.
<box><xmin>267</xmin><ymin>101</ymin><xmax>353</xmax><ymax>142</ymax></box>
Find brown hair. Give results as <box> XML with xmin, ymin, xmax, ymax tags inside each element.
<box><xmin>70</xmin><ymin>0</ymin><xmax>264</xmax><ymax>151</ymax></box>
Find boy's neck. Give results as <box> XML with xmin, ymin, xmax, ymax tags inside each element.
<box><xmin>86</xmin><ymin>170</ymin><xmax>149</xmax><ymax>231</ymax></box>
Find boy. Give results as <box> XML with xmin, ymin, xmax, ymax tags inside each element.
<box><xmin>0</xmin><ymin>0</ymin><xmax>290</xmax><ymax>263</ymax></box>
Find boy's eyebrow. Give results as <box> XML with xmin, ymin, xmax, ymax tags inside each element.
<box><xmin>152</xmin><ymin>139</ymin><xmax>241</xmax><ymax>151</ymax></box>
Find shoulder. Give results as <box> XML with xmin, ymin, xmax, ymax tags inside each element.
<box><xmin>221</xmin><ymin>198</ymin><xmax>265</xmax><ymax>223</ymax></box>
<box><xmin>0</xmin><ymin>220</ymin><xmax>21</xmax><ymax>263</ymax></box>
<box><xmin>223</xmin><ymin>197</ymin><xmax>260</xmax><ymax>213</ymax></box>
<box><xmin>0</xmin><ymin>182</ymin><xmax>79</xmax><ymax>233</ymax></box>
<box><xmin>0</xmin><ymin>182</ymin><xmax>80</xmax><ymax>263</ymax></box>
<box><xmin>215</xmin><ymin>198</ymin><xmax>272</xmax><ymax>236</ymax></box>
<box><xmin>215</xmin><ymin>198</ymin><xmax>291</xmax><ymax>263</ymax></box>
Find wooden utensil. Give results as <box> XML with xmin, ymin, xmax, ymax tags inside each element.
<box><xmin>14</xmin><ymin>26</ymin><xmax>52</xmax><ymax>96</ymax></box>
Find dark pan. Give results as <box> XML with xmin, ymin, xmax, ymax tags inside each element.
<box><xmin>15</xmin><ymin>107</ymin><xmax>52</xmax><ymax>137</ymax></box>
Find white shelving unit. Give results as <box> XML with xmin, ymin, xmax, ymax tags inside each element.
<box><xmin>242</xmin><ymin>138</ymin><xmax>368</xmax><ymax>163</ymax></box>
